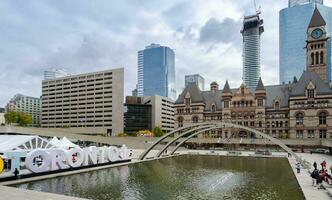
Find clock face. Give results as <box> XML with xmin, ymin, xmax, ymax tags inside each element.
<box><xmin>311</xmin><ymin>28</ymin><xmax>323</xmax><ymax>39</ymax></box>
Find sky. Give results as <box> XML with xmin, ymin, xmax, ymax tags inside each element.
<box><xmin>1</xmin><ymin>0</ymin><xmax>332</xmax><ymax>107</ymax></box>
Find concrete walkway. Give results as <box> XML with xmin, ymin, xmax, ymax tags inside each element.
<box><xmin>289</xmin><ymin>153</ymin><xmax>332</xmax><ymax>200</ymax></box>
<box><xmin>0</xmin><ymin>185</ymin><xmax>87</xmax><ymax>200</ymax></box>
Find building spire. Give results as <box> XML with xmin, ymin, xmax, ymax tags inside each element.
<box><xmin>308</xmin><ymin>7</ymin><xmax>326</xmax><ymax>28</ymax></box>
<box><xmin>255</xmin><ymin>77</ymin><xmax>265</xmax><ymax>91</ymax></box>
<box><xmin>222</xmin><ymin>80</ymin><xmax>232</xmax><ymax>94</ymax></box>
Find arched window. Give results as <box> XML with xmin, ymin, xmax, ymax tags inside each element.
<box><xmin>211</xmin><ymin>104</ymin><xmax>216</xmax><ymax>112</ymax></box>
<box><xmin>296</xmin><ymin>113</ymin><xmax>304</xmax><ymax>125</ymax></box>
<box><xmin>192</xmin><ymin>116</ymin><xmax>199</xmax><ymax>123</ymax></box>
<box><xmin>258</xmin><ymin>121</ymin><xmax>262</xmax><ymax>127</ymax></box>
<box><xmin>320</xmin><ymin>51</ymin><xmax>324</xmax><ymax>64</ymax></box>
<box><xmin>275</xmin><ymin>101</ymin><xmax>280</xmax><ymax>110</ymax></box>
<box><xmin>311</xmin><ymin>53</ymin><xmax>314</xmax><ymax>65</ymax></box>
<box><xmin>315</xmin><ymin>52</ymin><xmax>319</xmax><ymax>64</ymax></box>
<box><xmin>319</xmin><ymin>112</ymin><xmax>327</xmax><ymax>125</ymax></box>
<box><xmin>178</xmin><ymin>116</ymin><xmax>184</xmax><ymax>127</ymax></box>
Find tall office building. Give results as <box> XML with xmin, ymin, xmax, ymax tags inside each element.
<box><xmin>241</xmin><ymin>12</ymin><xmax>264</xmax><ymax>88</ymax></box>
<box><xmin>137</xmin><ymin>43</ymin><xmax>176</xmax><ymax>100</ymax></box>
<box><xmin>185</xmin><ymin>74</ymin><xmax>205</xmax><ymax>91</ymax></box>
<box><xmin>41</xmin><ymin>68</ymin><xmax>124</xmax><ymax>136</ymax></box>
<box><xmin>289</xmin><ymin>0</ymin><xmax>323</xmax><ymax>7</ymax></box>
<box><xmin>6</xmin><ymin>94</ymin><xmax>41</xmax><ymax>125</ymax></box>
<box><xmin>279</xmin><ymin>1</ymin><xmax>332</xmax><ymax>83</ymax></box>
<box><xmin>44</xmin><ymin>69</ymin><xmax>70</xmax><ymax>80</ymax></box>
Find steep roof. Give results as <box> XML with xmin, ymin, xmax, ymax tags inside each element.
<box><xmin>175</xmin><ymin>83</ymin><xmax>204</xmax><ymax>104</ymax></box>
<box><xmin>308</xmin><ymin>7</ymin><xmax>326</xmax><ymax>28</ymax></box>
<box><xmin>255</xmin><ymin>77</ymin><xmax>265</xmax><ymax>91</ymax></box>
<box><xmin>290</xmin><ymin>71</ymin><xmax>332</xmax><ymax>96</ymax></box>
<box><xmin>222</xmin><ymin>80</ymin><xmax>232</xmax><ymax>94</ymax></box>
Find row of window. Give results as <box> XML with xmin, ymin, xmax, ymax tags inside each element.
<box><xmin>295</xmin><ymin>112</ymin><xmax>327</xmax><ymax>125</ymax></box>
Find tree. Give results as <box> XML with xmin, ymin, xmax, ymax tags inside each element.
<box><xmin>17</xmin><ymin>112</ymin><xmax>32</xmax><ymax>126</ymax></box>
<box><xmin>4</xmin><ymin>111</ymin><xmax>18</xmax><ymax>124</ymax></box>
<box><xmin>153</xmin><ymin>126</ymin><xmax>165</xmax><ymax>137</ymax></box>
<box><xmin>4</xmin><ymin>111</ymin><xmax>32</xmax><ymax>126</ymax></box>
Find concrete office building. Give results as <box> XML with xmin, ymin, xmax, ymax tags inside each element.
<box><xmin>41</xmin><ymin>68</ymin><xmax>124</xmax><ymax>136</ymax></box>
<box><xmin>124</xmin><ymin>95</ymin><xmax>175</xmax><ymax>133</ymax></box>
<box><xmin>6</xmin><ymin>94</ymin><xmax>41</xmax><ymax>126</ymax></box>
<box><xmin>241</xmin><ymin>12</ymin><xmax>264</xmax><ymax>88</ymax></box>
<box><xmin>185</xmin><ymin>74</ymin><xmax>205</xmax><ymax>91</ymax></box>
<box><xmin>44</xmin><ymin>69</ymin><xmax>70</xmax><ymax>80</ymax></box>
<box><xmin>279</xmin><ymin>0</ymin><xmax>332</xmax><ymax>83</ymax></box>
<box><xmin>137</xmin><ymin>43</ymin><xmax>176</xmax><ymax>100</ymax></box>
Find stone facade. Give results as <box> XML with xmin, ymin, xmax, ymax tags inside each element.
<box><xmin>175</xmin><ymin>71</ymin><xmax>332</xmax><ymax>140</ymax></box>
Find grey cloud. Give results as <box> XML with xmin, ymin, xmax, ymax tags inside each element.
<box><xmin>199</xmin><ymin>17</ymin><xmax>242</xmax><ymax>45</ymax></box>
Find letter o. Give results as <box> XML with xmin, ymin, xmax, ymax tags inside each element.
<box><xmin>107</xmin><ymin>146</ymin><xmax>120</xmax><ymax>162</ymax></box>
<box><xmin>26</xmin><ymin>150</ymin><xmax>51</xmax><ymax>173</ymax></box>
<box><xmin>67</xmin><ymin>148</ymin><xmax>84</xmax><ymax>168</ymax></box>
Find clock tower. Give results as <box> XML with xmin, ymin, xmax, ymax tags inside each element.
<box><xmin>306</xmin><ymin>7</ymin><xmax>329</xmax><ymax>81</ymax></box>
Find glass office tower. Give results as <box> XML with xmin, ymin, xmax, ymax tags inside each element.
<box><xmin>279</xmin><ymin>1</ymin><xmax>332</xmax><ymax>83</ymax></box>
<box><xmin>241</xmin><ymin>12</ymin><xmax>264</xmax><ymax>88</ymax></box>
<box><xmin>137</xmin><ymin>43</ymin><xmax>176</xmax><ymax>100</ymax></box>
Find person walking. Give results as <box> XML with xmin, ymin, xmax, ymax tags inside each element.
<box><xmin>311</xmin><ymin>169</ymin><xmax>319</xmax><ymax>186</ymax></box>
<box><xmin>14</xmin><ymin>168</ymin><xmax>19</xmax><ymax>179</ymax></box>
<box><xmin>296</xmin><ymin>162</ymin><xmax>301</xmax><ymax>174</ymax></box>
<box><xmin>313</xmin><ymin>162</ymin><xmax>317</xmax><ymax>170</ymax></box>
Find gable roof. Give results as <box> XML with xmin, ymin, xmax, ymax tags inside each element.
<box><xmin>290</xmin><ymin>71</ymin><xmax>332</xmax><ymax>96</ymax></box>
<box><xmin>175</xmin><ymin>83</ymin><xmax>204</xmax><ymax>104</ymax></box>
<box><xmin>309</xmin><ymin>7</ymin><xmax>326</xmax><ymax>28</ymax></box>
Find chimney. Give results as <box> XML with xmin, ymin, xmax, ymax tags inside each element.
<box><xmin>210</xmin><ymin>81</ymin><xmax>219</xmax><ymax>93</ymax></box>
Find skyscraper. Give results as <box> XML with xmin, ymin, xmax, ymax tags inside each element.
<box><xmin>137</xmin><ymin>43</ymin><xmax>176</xmax><ymax>100</ymax></box>
<box><xmin>241</xmin><ymin>12</ymin><xmax>264</xmax><ymax>88</ymax></box>
<box><xmin>185</xmin><ymin>74</ymin><xmax>205</xmax><ymax>91</ymax></box>
<box><xmin>279</xmin><ymin>1</ymin><xmax>332</xmax><ymax>83</ymax></box>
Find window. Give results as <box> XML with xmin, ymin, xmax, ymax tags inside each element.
<box><xmin>307</xmin><ymin>89</ymin><xmax>315</xmax><ymax>98</ymax></box>
<box><xmin>296</xmin><ymin>113</ymin><xmax>304</xmax><ymax>125</ymax></box>
<box><xmin>296</xmin><ymin>130</ymin><xmax>303</xmax><ymax>139</ymax></box>
<box><xmin>274</xmin><ymin>101</ymin><xmax>279</xmax><ymax>110</ymax></box>
<box><xmin>224</xmin><ymin>101</ymin><xmax>229</xmax><ymax>108</ymax></box>
<box><xmin>257</xmin><ymin>99</ymin><xmax>263</xmax><ymax>107</ymax></box>
<box><xmin>308</xmin><ymin>130</ymin><xmax>315</xmax><ymax>138</ymax></box>
<box><xmin>211</xmin><ymin>104</ymin><xmax>216</xmax><ymax>112</ymax></box>
<box><xmin>320</xmin><ymin>51</ymin><xmax>324</xmax><ymax>64</ymax></box>
<box><xmin>319</xmin><ymin>130</ymin><xmax>327</xmax><ymax>138</ymax></box>
<box><xmin>311</xmin><ymin>52</ymin><xmax>314</xmax><ymax>65</ymax></box>
<box><xmin>315</xmin><ymin>52</ymin><xmax>319</xmax><ymax>64</ymax></box>
<box><xmin>192</xmin><ymin>116</ymin><xmax>199</xmax><ymax>123</ymax></box>
<box><xmin>258</xmin><ymin>121</ymin><xmax>262</xmax><ymax>127</ymax></box>
<box><xmin>178</xmin><ymin>117</ymin><xmax>184</xmax><ymax>127</ymax></box>
<box><xmin>319</xmin><ymin>112</ymin><xmax>327</xmax><ymax>125</ymax></box>
<box><xmin>185</xmin><ymin>98</ymin><xmax>191</xmax><ymax>106</ymax></box>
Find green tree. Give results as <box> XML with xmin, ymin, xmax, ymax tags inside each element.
<box><xmin>17</xmin><ymin>112</ymin><xmax>32</xmax><ymax>126</ymax></box>
<box><xmin>4</xmin><ymin>111</ymin><xmax>32</xmax><ymax>126</ymax></box>
<box><xmin>153</xmin><ymin>126</ymin><xmax>165</xmax><ymax>137</ymax></box>
<box><xmin>4</xmin><ymin>111</ymin><xmax>18</xmax><ymax>124</ymax></box>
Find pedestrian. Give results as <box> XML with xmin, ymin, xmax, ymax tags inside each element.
<box><xmin>313</xmin><ymin>161</ymin><xmax>317</xmax><ymax>170</ymax></box>
<box><xmin>14</xmin><ymin>168</ymin><xmax>19</xmax><ymax>178</ymax></box>
<box><xmin>311</xmin><ymin>169</ymin><xmax>319</xmax><ymax>186</ymax></box>
<box><xmin>296</xmin><ymin>162</ymin><xmax>301</xmax><ymax>174</ymax></box>
<box><xmin>323</xmin><ymin>160</ymin><xmax>327</xmax><ymax>169</ymax></box>
<box><xmin>330</xmin><ymin>164</ymin><xmax>332</xmax><ymax>174</ymax></box>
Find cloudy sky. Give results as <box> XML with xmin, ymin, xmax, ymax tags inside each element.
<box><xmin>1</xmin><ymin>0</ymin><xmax>332</xmax><ymax>107</ymax></box>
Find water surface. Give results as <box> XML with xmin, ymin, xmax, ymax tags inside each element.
<box><xmin>14</xmin><ymin>155</ymin><xmax>304</xmax><ymax>200</ymax></box>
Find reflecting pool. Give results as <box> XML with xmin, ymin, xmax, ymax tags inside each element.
<box><xmin>13</xmin><ymin>155</ymin><xmax>304</xmax><ymax>200</ymax></box>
